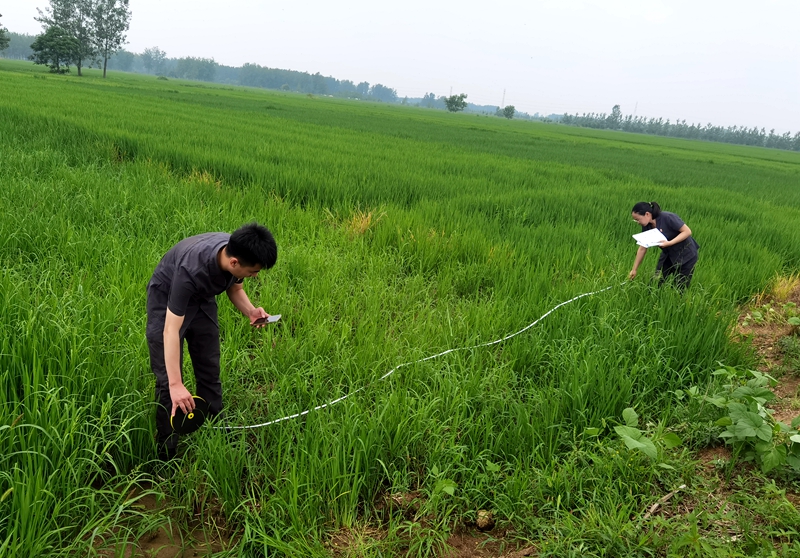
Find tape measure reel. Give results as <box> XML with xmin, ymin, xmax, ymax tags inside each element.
<box><xmin>171</xmin><ymin>396</ymin><xmax>209</xmax><ymax>434</ymax></box>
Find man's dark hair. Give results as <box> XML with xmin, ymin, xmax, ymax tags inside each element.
<box><xmin>226</xmin><ymin>223</ymin><xmax>277</xmax><ymax>269</ymax></box>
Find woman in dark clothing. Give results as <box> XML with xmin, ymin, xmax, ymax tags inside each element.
<box><xmin>629</xmin><ymin>201</ymin><xmax>699</xmax><ymax>290</ymax></box>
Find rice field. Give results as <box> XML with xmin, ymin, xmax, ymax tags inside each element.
<box><xmin>2</xmin><ymin>58</ymin><xmax>800</xmax><ymax>557</ymax></box>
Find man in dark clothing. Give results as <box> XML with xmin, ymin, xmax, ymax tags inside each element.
<box><xmin>146</xmin><ymin>223</ymin><xmax>278</xmax><ymax>460</ymax></box>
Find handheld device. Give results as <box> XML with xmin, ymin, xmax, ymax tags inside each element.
<box><xmin>171</xmin><ymin>396</ymin><xmax>209</xmax><ymax>435</ymax></box>
<box><xmin>253</xmin><ymin>314</ymin><xmax>281</xmax><ymax>325</ymax></box>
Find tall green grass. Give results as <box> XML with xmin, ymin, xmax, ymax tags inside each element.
<box><xmin>1</xmin><ymin>59</ymin><xmax>799</xmax><ymax>556</ymax></box>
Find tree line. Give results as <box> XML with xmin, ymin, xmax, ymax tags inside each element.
<box><xmin>14</xmin><ymin>9</ymin><xmax>793</xmax><ymax>144</ymax></box>
<box><xmin>2</xmin><ymin>9</ymin><xmax>524</xmax><ymax>118</ymax></box>
<box><xmin>562</xmin><ymin>105</ymin><xmax>800</xmax><ymax>152</ymax></box>
<box><xmin>23</xmin><ymin>0</ymin><xmax>131</xmax><ymax>77</ymax></box>
<box><xmin>131</xmin><ymin>49</ymin><xmax>401</xmax><ymax>102</ymax></box>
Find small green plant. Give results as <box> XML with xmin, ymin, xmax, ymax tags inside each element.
<box><xmin>611</xmin><ymin>407</ymin><xmax>682</xmax><ymax>462</ymax></box>
<box><xmin>679</xmin><ymin>366</ymin><xmax>800</xmax><ymax>473</ymax></box>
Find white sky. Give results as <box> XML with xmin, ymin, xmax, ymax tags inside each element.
<box><xmin>3</xmin><ymin>0</ymin><xmax>799</xmax><ymax>133</ymax></box>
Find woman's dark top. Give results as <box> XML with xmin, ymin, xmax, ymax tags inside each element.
<box><xmin>642</xmin><ymin>211</ymin><xmax>699</xmax><ymax>266</ymax></box>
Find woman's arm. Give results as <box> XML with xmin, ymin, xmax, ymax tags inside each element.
<box><xmin>660</xmin><ymin>224</ymin><xmax>692</xmax><ymax>247</ymax></box>
<box><xmin>629</xmin><ymin>245</ymin><xmax>648</xmax><ymax>280</ymax></box>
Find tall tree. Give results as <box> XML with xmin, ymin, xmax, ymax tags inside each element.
<box><xmin>0</xmin><ymin>14</ymin><xmax>10</xmax><ymax>52</ymax></box>
<box><xmin>502</xmin><ymin>105</ymin><xmax>515</xmax><ymax>119</ymax></box>
<box><xmin>92</xmin><ymin>0</ymin><xmax>131</xmax><ymax>78</ymax></box>
<box><xmin>36</xmin><ymin>0</ymin><xmax>96</xmax><ymax>76</ymax></box>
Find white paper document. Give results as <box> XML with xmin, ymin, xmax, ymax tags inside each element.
<box><xmin>632</xmin><ymin>228</ymin><xmax>667</xmax><ymax>248</ymax></box>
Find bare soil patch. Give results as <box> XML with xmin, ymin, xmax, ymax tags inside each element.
<box><xmin>734</xmin><ymin>279</ymin><xmax>800</xmax><ymax>425</ymax></box>
<box><xmin>95</xmin><ymin>485</ymin><xmax>229</xmax><ymax>558</ymax></box>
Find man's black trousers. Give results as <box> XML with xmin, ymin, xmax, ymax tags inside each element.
<box><xmin>146</xmin><ymin>287</ymin><xmax>223</xmax><ymax>457</ymax></box>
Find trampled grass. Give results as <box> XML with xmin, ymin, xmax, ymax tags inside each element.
<box><xmin>1</xmin><ymin>59</ymin><xmax>800</xmax><ymax>556</ymax></box>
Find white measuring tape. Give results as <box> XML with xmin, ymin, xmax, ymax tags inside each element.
<box><xmin>218</xmin><ymin>284</ymin><xmax>615</xmax><ymax>430</ymax></box>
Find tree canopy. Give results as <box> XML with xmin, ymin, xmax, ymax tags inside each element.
<box><xmin>0</xmin><ymin>14</ymin><xmax>9</xmax><ymax>52</ymax></box>
<box><xmin>34</xmin><ymin>0</ymin><xmax>131</xmax><ymax>77</ymax></box>
<box><xmin>175</xmin><ymin>56</ymin><xmax>217</xmax><ymax>81</ymax></box>
<box><xmin>30</xmin><ymin>25</ymin><xmax>80</xmax><ymax>73</ymax></box>
<box><xmin>141</xmin><ymin>46</ymin><xmax>166</xmax><ymax>74</ymax></box>
<box><xmin>444</xmin><ymin>93</ymin><xmax>468</xmax><ymax>112</ymax></box>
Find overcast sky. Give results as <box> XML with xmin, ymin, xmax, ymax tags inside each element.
<box><xmin>4</xmin><ymin>0</ymin><xmax>799</xmax><ymax>133</ymax></box>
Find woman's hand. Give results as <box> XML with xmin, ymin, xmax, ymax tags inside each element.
<box><xmin>629</xmin><ymin>269</ymin><xmax>638</xmax><ymax>280</ymax></box>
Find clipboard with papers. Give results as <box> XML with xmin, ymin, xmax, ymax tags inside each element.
<box><xmin>632</xmin><ymin>228</ymin><xmax>667</xmax><ymax>248</ymax></box>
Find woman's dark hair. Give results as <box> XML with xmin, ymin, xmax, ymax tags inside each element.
<box><xmin>632</xmin><ymin>201</ymin><xmax>661</xmax><ymax>218</ymax></box>
<box><xmin>226</xmin><ymin>223</ymin><xmax>278</xmax><ymax>269</ymax></box>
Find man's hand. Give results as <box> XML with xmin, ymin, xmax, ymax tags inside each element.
<box><xmin>170</xmin><ymin>383</ymin><xmax>195</xmax><ymax>416</ymax></box>
<box><xmin>629</xmin><ymin>269</ymin><xmax>637</xmax><ymax>280</ymax></box>
<box><xmin>249</xmin><ymin>307</ymin><xmax>269</xmax><ymax>328</ymax></box>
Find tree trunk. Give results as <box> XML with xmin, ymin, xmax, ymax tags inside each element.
<box><xmin>103</xmin><ymin>44</ymin><xmax>108</xmax><ymax>78</ymax></box>
<box><xmin>77</xmin><ymin>58</ymin><xmax>82</xmax><ymax>76</ymax></box>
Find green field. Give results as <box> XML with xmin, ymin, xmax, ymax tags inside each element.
<box><xmin>2</xmin><ymin>59</ymin><xmax>800</xmax><ymax>557</ymax></box>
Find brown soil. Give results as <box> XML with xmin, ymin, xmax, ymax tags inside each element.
<box><xmin>444</xmin><ymin>532</ymin><xmax>535</xmax><ymax>558</ymax></box>
<box><xmin>733</xmin><ymin>281</ymin><xmax>800</xmax><ymax>426</ymax></box>
<box><xmin>96</xmin><ymin>487</ymin><xmax>229</xmax><ymax>558</ymax></box>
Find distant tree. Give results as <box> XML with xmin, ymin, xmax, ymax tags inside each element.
<box><xmin>30</xmin><ymin>25</ymin><xmax>80</xmax><ymax>73</ymax></box>
<box><xmin>141</xmin><ymin>46</ymin><xmax>166</xmax><ymax>74</ymax></box>
<box><xmin>92</xmin><ymin>0</ymin><xmax>131</xmax><ymax>78</ymax></box>
<box><xmin>0</xmin><ymin>14</ymin><xmax>9</xmax><ymax>52</ymax></box>
<box><xmin>107</xmin><ymin>48</ymin><xmax>133</xmax><ymax>71</ymax></box>
<box><xmin>369</xmin><ymin>83</ymin><xmax>397</xmax><ymax>103</ymax></box>
<box><xmin>3</xmin><ymin>32</ymin><xmax>36</xmax><ymax>59</ymax></box>
<box><xmin>311</xmin><ymin>72</ymin><xmax>327</xmax><ymax>94</ymax></box>
<box><xmin>175</xmin><ymin>56</ymin><xmax>217</xmax><ymax>81</ymax></box>
<box><xmin>355</xmin><ymin>81</ymin><xmax>369</xmax><ymax>97</ymax></box>
<box><xmin>502</xmin><ymin>105</ymin><xmax>515</xmax><ymax>119</ymax></box>
<box><xmin>443</xmin><ymin>93</ymin><xmax>468</xmax><ymax>112</ymax></box>
<box><xmin>36</xmin><ymin>0</ymin><xmax>97</xmax><ymax>76</ymax></box>
<box><xmin>608</xmin><ymin>104</ymin><xmax>622</xmax><ymax>128</ymax></box>
<box><xmin>280</xmin><ymin>83</ymin><xmax>290</xmax><ymax>91</ymax></box>
<box><xmin>421</xmin><ymin>92</ymin><xmax>437</xmax><ymax>108</ymax></box>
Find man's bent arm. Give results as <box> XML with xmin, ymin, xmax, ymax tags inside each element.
<box><xmin>227</xmin><ymin>283</ymin><xmax>268</xmax><ymax>324</ymax></box>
